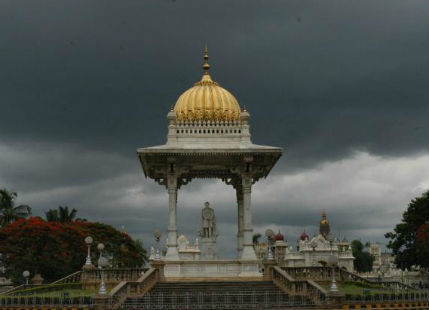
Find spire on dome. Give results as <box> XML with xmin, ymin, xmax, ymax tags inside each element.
<box><xmin>203</xmin><ymin>45</ymin><xmax>210</xmax><ymax>75</ymax></box>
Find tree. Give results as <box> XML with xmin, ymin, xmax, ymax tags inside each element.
<box><xmin>0</xmin><ymin>217</ymin><xmax>147</xmax><ymax>283</ymax></box>
<box><xmin>0</xmin><ymin>189</ymin><xmax>31</xmax><ymax>227</ymax></box>
<box><xmin>351</xmin><ymin>240</ymin><xmax>374</xmax><ymax>272</ymax></box>
<box><xmin>45</xmin><ymin>206</ymin><xmax>83</xmax><ymax>223</ymax></box>
<box><xmin>385</xmin><ymin>190</ymin><xmax>429</xmax><ymax>270</ymax></box>
<box><xmin>253</xmin><ymin>233</ymin><xmax>262</xmax><ymax>245</ymax></box>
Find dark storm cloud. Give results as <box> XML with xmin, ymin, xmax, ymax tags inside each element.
<box><xmin>0</xmin><ymin>0</ymin><xmax>428</xmax><ymax>255</ymax></box>
<box><xmin>0</xmin><ymin>0</ymin><xmax>427</xmax><ymax>171</ymax></box>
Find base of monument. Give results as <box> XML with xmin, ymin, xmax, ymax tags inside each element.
<box><xmin>160</xmin><ymin>259</ymin><xmax>262</xmax><ymax>278</ymax></box>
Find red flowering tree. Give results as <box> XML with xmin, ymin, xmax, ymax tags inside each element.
<box><xmin>0</xmin><ymin>217</ymin><xmax>147</xmax><ymax>283</ymax></box>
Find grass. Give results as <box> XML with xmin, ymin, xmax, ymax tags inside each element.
<box><xmin>321</xmin><ymin>281</ymin><xmax>423</xmax><ymax>297</ymax></box>
<box><xmin>323</xmin><ymin>283</ymin><xmax>391</xmax><ymax>295</ymax></box>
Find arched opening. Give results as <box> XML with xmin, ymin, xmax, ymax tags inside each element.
<box><xmin>177</xmin><ymin>179</ymin><xmax>237</xmax><ymax>258</ymax></box>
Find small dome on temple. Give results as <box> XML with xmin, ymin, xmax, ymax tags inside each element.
<box><xmin>274</xmin><ymin>230</ymin><xmax>285</xmax><ymax>241</ymax></box>
<box><xmin>173</xmin><ymin>46</ymin><xmax>242</xmax><ymax>122</ymax></box>
<box><xmin>300</xmin><ymin>231</ymin><xmax>309</xmax><ymax>241</ymax></box>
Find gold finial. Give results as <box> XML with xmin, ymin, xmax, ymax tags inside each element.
<box><xmin>203</xmin><ymin>45</ymin><xmax>210</xmax><ymax>74</ymax></box>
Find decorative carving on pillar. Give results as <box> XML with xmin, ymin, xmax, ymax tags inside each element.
<box><xmin>154</xmin><ymin>178</ymin><xmax>167</xmax><ymax>187</ymax></box>
<box><xmin>178</xmin><ymin>177</ymin><xmax>192</xmax><ymax>189</ymax></box>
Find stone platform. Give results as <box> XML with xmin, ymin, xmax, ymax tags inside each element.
<box><xmin>161</xmin><ymin>259</ymin><xmax>261</xmax><ymax>278</ymax></box>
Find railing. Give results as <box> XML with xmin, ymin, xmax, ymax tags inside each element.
<box><xmin>338</xmin><ymin>268</ymin><xmax>416</xmax><ymax>291</ymax></box>
<box><xmin>344</xmin><ymin>291</ymin><xmax>429</xmax><ymax>303</ymax></box>
<box><xmin>283</xmin><ymin>266</ymin><xmax>336</xmax><ymax>281</ymax></box>
<box><xmin>283</xmin><ymin>266</ymin><xmax>416</xmax><ymax>291</ymax></box>
<box><xmin>2</xmin><ymin>271</ymin><xmax>83</xmax><ymax>296</ymax></box>
<box><xmin>306</xmin><ymin>280</ymin><xmax>329</xmax><ymax>305</ymax></box>
<box><xmin>109</xmin><ymin>268</ymin><xmax>158</xmax><ymax>310</ymax></box>
<box><xmin>8</xmin><ymin>283</ymin><xmax>83</xmax><ymax>296</ymax></box>
<box><xmin>51</xmin><ymin>270</ymin><xmax>82</xmax><ymax>284</ymax></box>
<box><xmin>1</xmin><ymin>284</ymin><xmax>29</xmax><ymax>295</ymax></box>
<box><xmin>82</xmin><ymin>268</ymin><xmax>148</xmax><ymax>283</ymax></box>
<box><xmin>174</xmin><ymin>120</ymin><xmax>244</xmax><ymax>137</ymax></box>
<box><xmin>272</xmin><ymin>266</ymin><xmax>327</xmax><ymax>306</ymax></box>
<box><xmin>0</xmin><ymin>295</ymin><xmax>92</xmax><ymax>307</ymax></box>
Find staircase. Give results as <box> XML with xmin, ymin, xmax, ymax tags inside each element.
<box><xmin>119</xmin><ymin>280</ymin><xmax>315</xmax><ymax>310</ymax></box>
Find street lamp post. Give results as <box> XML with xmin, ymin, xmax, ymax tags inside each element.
<box><xmin>22</xmin><ymin>270</ymin><xmax>30</xmax><ymax>286</ymax></box>
<box><xmin>326</xmin><ymin>233</ymin><xmax>339</xmax><ymax>292</ymax></box>
<box><xmin>84</xmin><ymin>236</ymin><xmax>93</xmax><ymax>266</ymax></box>
<box><xmin>265</xmin><ymin>229</ymin><xmax>274</xmax><ymax>260</ymax></box>
<box><xmin>153</xmin><ymin>230</ymin><xmax>162</xmax><ymax>260</ymax></box>
<box><xmin>97</xmin><ymin>243</ymin><xmax>107</xmax><ymax>295</ymax></box>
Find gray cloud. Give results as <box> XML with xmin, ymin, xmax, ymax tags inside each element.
<box><xmin>2</xmin><ymin>139</ymin><xmax>427</xmax><ymax>256</ymax></box>
<box><xmin>0</xmin><ymin>0</ymin><xmax>428</xmax><ymax>256</ymax></box>
<box><xmin>0</xmin><ymin>0</ymin><xmax>428</xmax><ymax>171</ymax></box>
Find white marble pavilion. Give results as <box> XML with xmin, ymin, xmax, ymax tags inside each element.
<box><xmin>137</xmin><ymin>48</ymin><xmax>282</xmax><ymax>277</ymax></box>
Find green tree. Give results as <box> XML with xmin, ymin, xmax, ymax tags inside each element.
<box><xmin>253</xmin><ymin>233</ymin><xmax>262</xmax><ymax>245</ymax></box>
<box><xmin>0</xmin><ymin>217</ymin><xmax>147</xmax><ymax>283</ymax></box>
<box><xmin>385</xmin><ymin>190</ymin><xmax>429</xmax><ymax>270</ymax></box>
<box><xmin>0</xmin><ymin>189</ymin><xmax>31</xmax><ymax>227</ymax></box>
<box><xmin>45</xmin><ymin>206</ymin><xmax>85</xmax><ymax>222</ymax></box>
<box><xmin>351</xmin><ymin>240</ymin><xmax>374</xmax><ymax>272</ymax></box>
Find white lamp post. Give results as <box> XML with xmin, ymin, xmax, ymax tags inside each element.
<box><xmin>328</xmin><ymin>254</ymin><xmax>339</xmax><ymax>292</ymax></box>
<box><xmin>22</xmin><ymin>270</ymin><xmax>30</xmax><ymax>286</ymax></box>
<box><xmin>326</xmin><ymin>233</ymin><xmax>339</xmax><ymax>292</ymax></box>
<box><xmin>84</xmin><ymin>236</ymin><xmax>93</xmax><ymax>266</ymax></box>
<box><xmin>153</xmin><ymin>230</ymin><xmax>162</xmax><ymax>260</ymax></box>
<box><xmin>265</xmin><ymin>229</ymin><xmax>275</xmax><ymax>260</ymax></box>
<box><xmin>97</xmin><ymin>243</ymin><xmax>107</xmax><ymax>295</ymax></box>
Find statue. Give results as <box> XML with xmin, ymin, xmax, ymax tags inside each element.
<box><xmin>199</xmin><ymin>202</ymin><xmax>217</xmax><ymax>259</ymax></box>
<box><xmin>199</xmin><ymin>202</ymin><xmax>217</xmax><ymax>239</ymax></box>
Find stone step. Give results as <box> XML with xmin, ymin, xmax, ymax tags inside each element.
<box><xmin>120</xmin><ymin>280</ymin><xmax>315</xmax><ymax>310</ymax></box>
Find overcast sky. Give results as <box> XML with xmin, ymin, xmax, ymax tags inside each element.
<box><xmin>0</xmin><ymin>0</ymin><xmax>428</xmax><ymax>257</ymax></box>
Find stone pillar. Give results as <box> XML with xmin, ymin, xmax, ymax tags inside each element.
<box><xmin>93</xmin><ymin>295</ymin><xmax>111</xmax><ymax>310</ymax></box>
<box><xmin>165</xmin><ymin>173</ymin><xmax>179</xmax><ymax>260</ymax></box>
<box><xmin>236</xmin><ymin>188</ymin><xmax>244</xmax><ymax>258</ymax></box>
<box><xmin>240</xmin><ymin>174</ymin><xmax>257</xmax><ymax>260</ymax></box>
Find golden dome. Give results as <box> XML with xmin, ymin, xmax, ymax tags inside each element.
<box><xmin>173</xmin><ymin>47</ymin><xmax>241</xmax><ymax>122</ymax></box>
<box><xmin>320</xmin><ymin>211</ymin><xmax>329</xmax><ymax>225</ymax></box>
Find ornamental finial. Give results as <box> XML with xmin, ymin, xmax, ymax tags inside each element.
<box><xmin>203</xmin><ymin>45</ymin><xmax>210</xmax><ymax>75</ymax></box>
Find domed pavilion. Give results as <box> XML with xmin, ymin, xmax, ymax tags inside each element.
<box><xmin>137</xmin><ymin>47</ymin><xmax>282</xmax><ymax>277</ymax></box>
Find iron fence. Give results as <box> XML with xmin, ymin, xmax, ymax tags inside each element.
<box><xmin>120</xmin><ymin>290</ymin><xmax>315</xmax><ymax>310</ymax></box>
<box><xmin>0</xmin><ymin>295</ymin><xmax>93</xmax><ymax>307</ymax></box>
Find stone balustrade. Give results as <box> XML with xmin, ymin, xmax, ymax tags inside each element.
<box><xmin>107</xmin><ymin>268</ymin><xmax>159</xmax><ymax>310</ymax></box>
<box><xmin>174</xmin><ymin>121</ymin><xmax>242</xmax><ymax>136</ymax></box>
<box><xmin>81</xmin><ymin>268</ymin><xmax>147</xmax><ymax>291</ymax></box>
<box><xmin>271</xmin><ymin>266</ymin><xmax>328</xmax><ymax>306</ymax></box>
